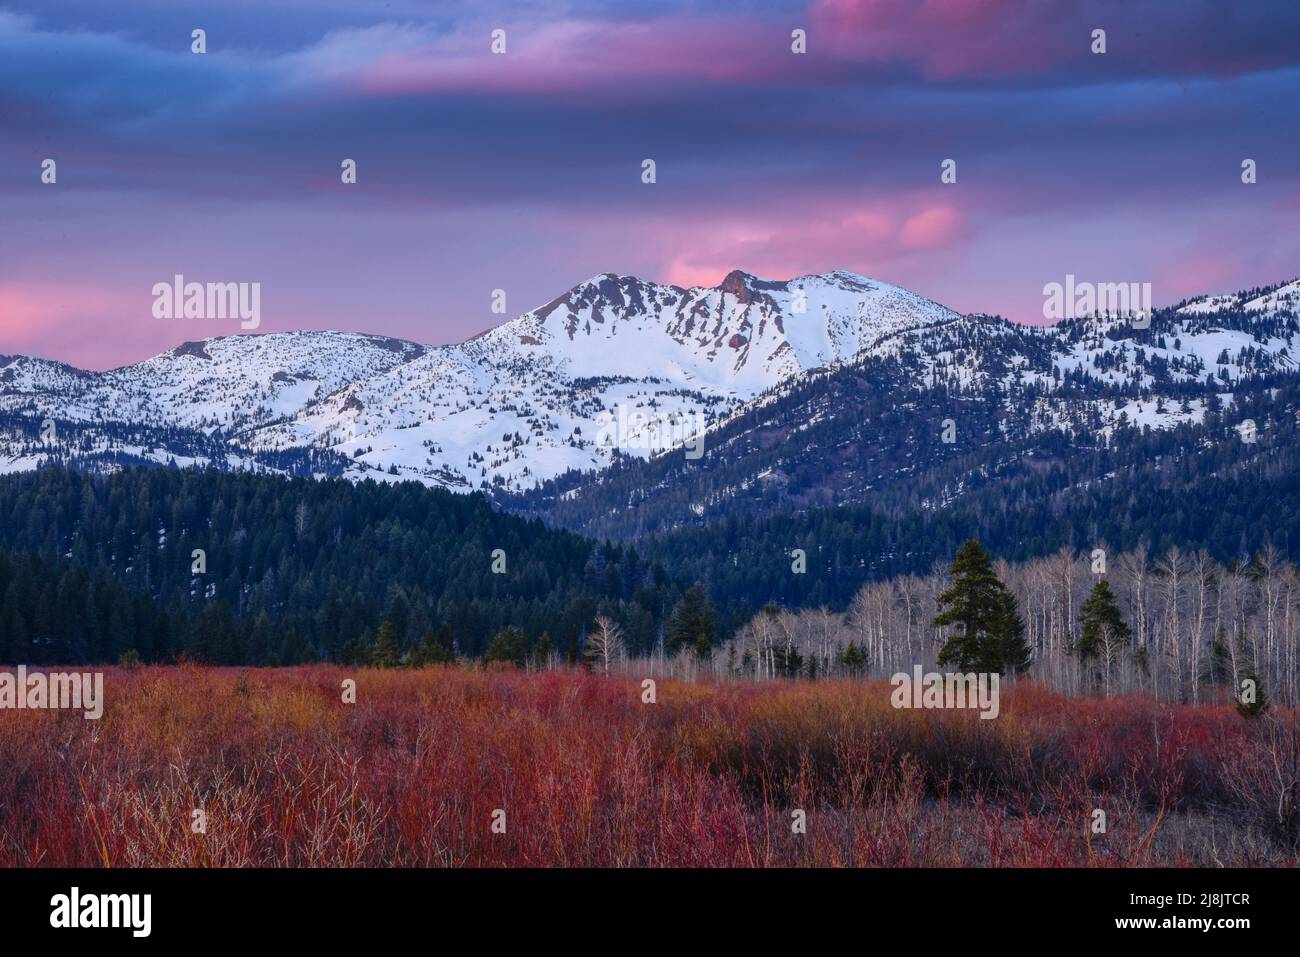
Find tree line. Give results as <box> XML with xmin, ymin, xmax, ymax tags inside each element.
<box><xmin>708</xmin><ymin>541</ymin><xmax>1293</xmax><ymax>708</ymax></box>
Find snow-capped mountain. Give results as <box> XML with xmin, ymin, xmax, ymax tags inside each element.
<box><xmin>504</xmin><ymin>277</ymin><xmax>1300</xmax><ymax>538</ymax></box>
<box><xmin>474</xmin><ymin>269</ymin><xmax>958</xmax><ymax>387</ymax></box>
<box><xmin>2</xmin><ymin>269</ymin><xmax>1297</xmax><ymax>497</ymax></box>
<box><xmin>0</xmin><ymin>270</ymin><xmax>958</xmax><ymax>490</ymax></box>
<box><xmin>1177</xmin><ymin>278</ymin><xmax>1300</xmax><ymax>316</ymax></box>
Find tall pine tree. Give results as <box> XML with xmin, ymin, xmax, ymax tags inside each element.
<box><xmin>933</xmin><ymin>540</ymin><xmax>1030</xmax><ymax>675</ymax></box>
<box><xmin>1075</xmin><ymin>578</ymin><xmax>1131</xmax><ymax>694</ymax></box>
<box><xmin>666</xmin><ymin>583</ymin><xmax>717</xmax><ymax>658</ymax></box>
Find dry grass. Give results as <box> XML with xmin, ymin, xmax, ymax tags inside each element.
<box><xmin>0</xmin><ymin>665</ymin><xmax>1295</xmax><ymax>867</ymax></box>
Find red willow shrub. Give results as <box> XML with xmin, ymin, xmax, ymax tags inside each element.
<box><xmin>0</xmin><ymin>665</ymin><xmax>1294</xmax><ymax>867</ymax></box>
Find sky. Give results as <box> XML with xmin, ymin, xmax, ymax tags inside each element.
<box><xmin>1</xmin><ymin>0</ymin><xmax>1298</xmax><ymax>369</ymax></box>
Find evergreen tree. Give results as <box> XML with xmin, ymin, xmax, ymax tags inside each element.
<box><xmin>533</xmin><ymin>631</ymin><xmax>552</xmax><ymax>668</ymax></box>
<box><xmin>339</xmin><ymin>635</ymin><xmax>370</xmax><ymax>666</ymax></box>
<box><xmin>666</xmin><ymin>583</ymin><xmax>716</xmax><ymax>658</ymax></box>
<box><xmin>484</xmin><ymin>626</ymin><xmax>528</xmax><ymax>667</ymax></box>
<box><xmin>1075</xmin><ymin>577</ymin><xmax>1131</xmax><ymax>693</ymax></box>
<box><xmin>409</xmin><ymin>627</ymin><xmax>453</xmax><ymax>666</ymax></box>
<box><xmin>1235</xmin><ymin>670</ymin><xmax>1271</xmax><ymax>719</ymax></box>
<box><xmin>933</xmin><ymin>540</ymin><xmax>1029</xmax><ymax>674</ymax></box>
<box><xmin>1206</xmin><ymin>630</ymin><xmax>1234</xmax><ymax>686</ymax></box>
<box><xmin>841</xmin><ymin>641</ymin><xmax>867</xmax><ymax>676</ymax></box>
<box><xmin>370</xmin><ymin>620</ymin><xmax>400</xmax><ymax>667</ymax></box>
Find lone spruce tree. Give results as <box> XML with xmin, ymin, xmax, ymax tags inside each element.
<box><xmin>483</xmin><ymin>626</ymin><xmax>528</xmax><ymax>668</ymax></box>
<box><xmin>666</xmin><ymin>583</ymin><xmax>717</xmax><ymax>659</ymax></box>
<box><xmin>369</xmin><ymin>620</ymin><xmax>401</xmax><ymax>668</ymax></box>
<box><xmin>933</xmin><ymin>540</ymin><xmax>1030</xmax><ymax>675</ymax></box>
<box><xmin>1075</xmin><ymin>578</ymin><xmax>1131</xmax><ymax>694</ymax></box>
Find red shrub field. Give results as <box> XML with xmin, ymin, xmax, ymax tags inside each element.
<box><xmin>0</xmin><ymin>665</ymin><xmax>1296</xmax><ymax>867</ymax></box>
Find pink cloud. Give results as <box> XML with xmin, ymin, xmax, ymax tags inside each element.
<box><xmin>658</xmin><ymin>199</ymin><xmax>966</xmax><ymax>286</ymax></box>
<box><xmin>808</xmin><ymin>0</ymin><xmax>1066</xmax><ymax>79</ymax></box>
<box><xmin>298</xmin><ymin>1</ymin><xmax>1300</xmax><ymax>103</ymax></box>
<box><xmin>900</xmin><ymin>206</ymin><xmax>964</xmax><ymax>250</ymax></box>
<box><xmin>344</xmin><ymin>18</ymin><xmax>803</xmax><ymax>99</ymax></box>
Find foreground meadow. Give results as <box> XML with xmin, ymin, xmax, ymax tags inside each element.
<box><xmin>0</xmin><ymin>665</ymin><xmax>1296</xmax><ymax>867</ymax></box>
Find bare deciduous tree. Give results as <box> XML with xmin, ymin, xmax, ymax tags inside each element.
<box><xmin>586</xmin><ymin>615</ymin><xmax>624</xmax><ymax>674</ymax></box>
<box><xmin>712</xmin><ymin>546</ymin><xmax>1300</xmax><ymax>706</ymax></box>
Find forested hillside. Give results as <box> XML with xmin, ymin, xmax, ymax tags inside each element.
<box><xmin>0</xmin><ymin>468</ymin><xmax>680</xmax><ymax>665</ymax></box>
<box><xmin>638</xmin><ymin>380</ymin><xmax>1300</xmax><ymax>629</ymax></box>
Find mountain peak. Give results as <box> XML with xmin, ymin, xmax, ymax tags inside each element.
<box><xmin>5</xmin><ymin>271</ymin><xmax>1298</xmax><ymax>498</ymax></box>
<box><xmin>717</xmin><ymin>269</ymin><xmax>757</xmax><ymax>296</ymax></box>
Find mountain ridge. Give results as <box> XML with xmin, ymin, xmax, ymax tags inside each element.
<box><xmin>2</xmin><ymin>269</ymin><xmax>1297</xmax><ymax>516</ymax></box>
<box><xmin>1</xmin><ymin>269</ymin><xmax>961</xmax><ymax>489</ymax></box>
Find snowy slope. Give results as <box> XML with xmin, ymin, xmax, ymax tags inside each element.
<box><xmin>3</xmin><ymin>270</ymin><xmax>955</xmax><ymax>490</ymax></box>
<box><xmin>472</xmin><ymin>269</ymin><xmax>959</xmax><ymax>388</ymax></box>
<box><xmin>2</xmin><ymin>269</ymin><xmax>1297</xmax><ymax>491</ymax></box>
<box><xmin>1178</xmin><ymin>278</ymin><xmax>1300</xmax><ymax>316</ymax></box>
<box><xmin>252</xmin><ymin>270</ymin><xmax>961</xmax><ymax>490</ymax></box>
